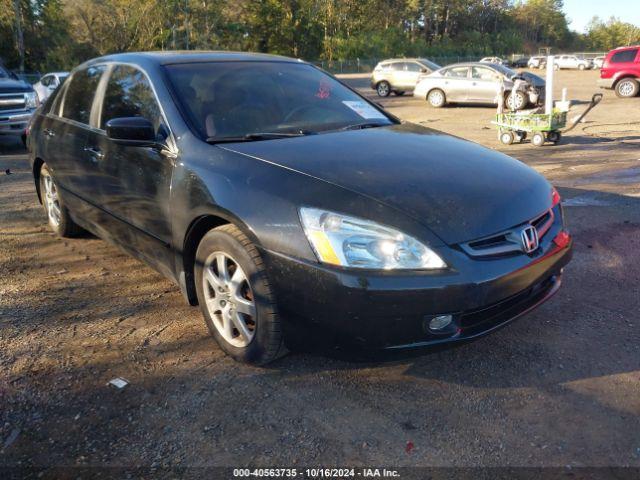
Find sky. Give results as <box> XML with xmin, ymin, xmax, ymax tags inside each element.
<box><xmin>563</xmin><ymin>0</ymin><xmax>640</xmax><ymax>32</ymax></box>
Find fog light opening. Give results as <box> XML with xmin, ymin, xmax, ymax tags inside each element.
<box><xmin>429</xmin><ymin>314</ymin><xmax>453</xmax><ymax>332</ymax></box>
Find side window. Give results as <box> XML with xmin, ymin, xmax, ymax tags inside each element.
<box><xmin>100</xmin><ymin>65</ymin><xmax>163</xmax><ymax>137</ymax></box>
<box><xmin>444</xmin><ymin>67</ymin><xmax>469</xmax><ymax>78</ymax></box>
<box><xmin>611</xmin><ymin>49</ymin><xmax>638</xmax><ymax>63</ymax></box>
<box><xmin>390</xmin><ymin>62</ymin><xmax>404</xmax><ymax>71</ymax></box>
<box><xmin>472</xmin><ymin>67</ymin><xmax>497</xmax><ymax>80</ymax></box>
<box><xmin>62</xmin><ymin>66</ymin><xmax>106</xmax><ymax>125</ymax></box>
<box><xmin>405</xmin><ymin>62</ymin><xmax>422</xmax><ymax>72</ymax></box>
<box><xmin>41</xmin><ymin>75</ymin><xmax>52</xmax><ymax>87</ymax></box>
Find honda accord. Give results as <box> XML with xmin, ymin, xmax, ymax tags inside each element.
<box><xmin>28</xmin><ymin>52</ymin><xmax>572</xmax><ymax>364</ymax></box>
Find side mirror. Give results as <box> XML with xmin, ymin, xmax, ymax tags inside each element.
<box><xmin>420</xmin><ymin>67</ymin><xmax>428</xmax><ymax>73</ymax></box>
<box><xmin>106</xmin><ymin>117</ymin><xmax>156</xmax><ymax>146</ymax></box>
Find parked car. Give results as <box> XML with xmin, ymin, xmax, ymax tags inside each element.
<box><xmin>511</xmin><ymin>57</ymin><xmax>530</xmax><ymax>68</ymax></box>
<box><xmin>597</xmin><ymin>45</ymin><xmax>640</xmax><ymax>98</ymax></box>
<box><xmin>28</xmin><ymin>52</ymin><xmax>572</xmax><ymax>364</ymax></box>
<box><xmin>414</xmin><ymin>62</ymin><xmax>545</xmax><ymax>110</ymax></box>
<box><xmin>528</xmin><ymin>56</ymin><xmax>547</xmax><ymax>69</ymax></box>
<box><xmin>592</xmin><ymin>56</ymin><xmax>605</xmax><ymax>69</ymax></box>
<box><xmin>479</xmin><ymin>57</ymin><xmax>505</xmax><ymax>65</ymax></box>
<box><xmin>33</xmin><ymin>72</ymin><xmax>69</xmax><ymax>102</ymax></box>
<box><xmin>0</xmin><ymin>62</ymin><xmax>39</xmax><ymax>144</ymax></box>
<box><xmin>554</xmin><ymin>55</ymin><xmax>590</xmax><ymax>70</ymax></box>
<box><xmin>371</xmin><ymin>58</ymin><xmax>441</xmax><ymax>97</ymax></box>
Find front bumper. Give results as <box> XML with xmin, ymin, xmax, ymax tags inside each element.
<box><xmin>0</xmin><ymin>110</ymin><xmax>34</xmax><ymax>136</ymax></box>
<box><xmin>597</xmin><ymin>78</ymin><xmax>615</xmax><ymax>89</ymax></box>
<box><xmin>263</xmin><ymin>233</ymin><xmax>572</xmax><ymax>350</ymax></box>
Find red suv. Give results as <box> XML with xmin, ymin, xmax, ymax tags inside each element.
<box><xmin>598</xmin><ymin>46</ymin><xmax>640</xmax><ymax>98</ymax></box>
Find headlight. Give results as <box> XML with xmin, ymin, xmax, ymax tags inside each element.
<box><xmin>299</xmin><ymin>207</ymin><xmax>446</xmax><ymax>270</ymax></box>
<box><xmin>25</xmin><ymin>91</ymin><xmax>39</xmax><ymax>109</ymax></box>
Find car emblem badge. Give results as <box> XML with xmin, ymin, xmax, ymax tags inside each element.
<box><xmin>520</xmin><ymin>226</ymin><xmax>539</xmax><ymax>253</ymax></box>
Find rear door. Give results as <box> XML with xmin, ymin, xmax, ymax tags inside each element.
<box><xmin>86</xmin><ymin>64</ymin><xmax>175</xmax><ymax>275</ymax></box>
<box><xmin>47</xmin><ymin>65</ymin><xmax>106</xmax><ymax>212</ymax></box>
<box><xmin>441</xmin><ymin>66</ymin><xmax>470</xmax><ymax>101</ymax></box>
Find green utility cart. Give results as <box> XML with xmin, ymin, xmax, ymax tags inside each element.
<box><xmin>493</xmin><ymin>110</ymin><xmax>567</xmax><ymax>147</ymax></box>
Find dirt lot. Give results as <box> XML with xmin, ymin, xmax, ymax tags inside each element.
<box><xmin>1</xmin><ymin>69</ymin><xmax>639</xmax><ymax>476</ymax></box>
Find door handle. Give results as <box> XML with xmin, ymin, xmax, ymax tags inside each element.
<box><xmin>43</xmin><ymin>129</ymin><xmax>55</xmax><ymax>137</ymax></box>
<box><xmin>84</xmin><ymin>146</ymin><xmax>104</xmax><ymax>161</ymax></box>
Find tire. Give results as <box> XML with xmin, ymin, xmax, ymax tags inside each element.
<box><xmin>394</xmin><ymin>91</ymin><xmax>405</xmax><ymax>96</ymax></box>
<box><xmin>554</xmin><ymin>64</ymin><xmax>559</xmax><ymax>71</ymax></box>
<box><xmin>427</xmin><ymin>89</ymin><xmax>446</xmax><ymax>108</ymax></box>
<box><xmin>547</xmin><ymin>131</ymin><xmax>561</xmax><ymax>144</ymax></box>
<box><xmin>532</xmin><ymin>132</ymin><xmax>546</xmax><ymax>147</ymax></box>
<box><xmin>578</xmin><ymin>64</ymin><xmax>585</xmax><ymax>71</ymax></box>
<box><xmin>39</xmin><ymin>163</ymin><xmax>84</xmax><ymax>237</ymax></box>
<box><xmin>376</xmin><ymin>81</ymin><xmax>391</xmax><ymax>97</ymax></box>
<box><xmin>615</xmin><ymin>78</ymin><xmax>639</xmax><ymax>98</ymax></box>
<box><xmin>194</xmin><ymin>224</ymin><xmax>285</xmax><ymax>365</ymax></box>
<box><xmin>506</xmin><ymin>91</ymin><xmax>527</xmax><ymax>111</ymax></box>
<box><xmin>500</xmin><ymin>131</ymin><xmax>514</xmax><ymax>145</ymax></box>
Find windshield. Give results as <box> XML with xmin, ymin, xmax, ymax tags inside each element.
<box><xmin>418</xmin><ymin>59</ymin><xmax>441</xmax><ymax>71</ymax></box>
<box><xmin>164</xmin><ymin>61</ymin><xmax>393</xmax><ymax>141</ymax></box>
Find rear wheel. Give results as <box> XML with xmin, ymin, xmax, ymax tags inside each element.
<box><xmin>427</xmin><ymin>89</ymin><xmax>446</xmax><ymax>108</ymax></box>
<box><xmin>578</xmin><ymin>64</ymin><xmax>585</xmax><ymax>71</ymax></box>
<box><xmin>194</xmin><ymin>224</ymin><xmax>285</xmax><ymax>365</ymax></box>
<box><xmin>615</xmin><ymin>78</ymin><xmax>639</xmax><ymax>98</ymax></box>
<box><xmin>39</xmin><ymin>164</ymin><xmax>83</xmax><ymax>237</ymax></box>
<box><xmin>499</xmin><ymin>131</ymin><xmax>514</xmax><ymax>145</ymax></box>
<box><xmin>376</xmin><ymin>81</ymin><xmax>391</xmax><ymax>97</ymax></box>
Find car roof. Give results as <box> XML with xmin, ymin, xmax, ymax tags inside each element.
<box><xmin>81</xmin><ymin>51</ymin><xmax>303</xmax><ymax>68</ymax></box>
<box><xmin>441</xmin><ymin>62</ymin><xmax>505</xmax><ymax>69</ymax></box>
<box><xmin>44</xmin><ymin>71</ymin><xmax>69</xmax><ymax>77</ymax></box>
<box><xmin>613</xmin><ymin>45</ymin><xmax>640</xmax><ymax>51</ymax></box>
<box><xmin>379</xmin><ymin>58</ymin><xmax>429</xmax><ymax>63</ymax></box>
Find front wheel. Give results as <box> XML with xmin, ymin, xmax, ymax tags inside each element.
<box><xmin>532</xmin><ymin>132</ymin><xmax>546</xmax><ymax>147</ymax></box>
<box><xmin>194</xmin><ymin>224</ymin><xmax>285</xmax><ymax>365</ymax></box>
<box><xmin>427</xmin><ymin>89</ymin><xmax>446</xmax><ymax>108</ymax></box>
<box><xmin>39</xmin><ymin>164</ymin><xmax>84</xmax><ymax>237</ymax></box>
<box><xmin>499</xmin><ymin>131</ymin><xmax>514</xmax><ymax>145</ymax></box>
<box><xmin>578</xmin><ymin>64</ymin><xmax>585</xmax><ymax>71</ymax></box>
<box><xmin>376</xmin><ymin>81</ymin><xmax>391</xmax><ymax>97</ymax></box>
<box><xmin>506</xmin><ymin>91</ymin><xmax>527</xmax><ymax>111</ymax></box>
<box><xmin>615</xmin><ymin>78</ymin><xmax>639</xmax><ymax>98</ymax></box>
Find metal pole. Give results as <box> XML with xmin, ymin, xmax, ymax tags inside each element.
<box><xmin>13</xmin><ymin>0</ymin><xmax>24</xmax><ymax>72</ymax></box>
<box><xmin>545</xmin><ymin>55</ymin><xmax>554</xmax><ymax>115</ymax></box>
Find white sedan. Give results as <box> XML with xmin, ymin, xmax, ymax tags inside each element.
<box><xmin>33</xmin><ymin>72</ymin><xmax>69</xmax><ymax>102</ymax></box>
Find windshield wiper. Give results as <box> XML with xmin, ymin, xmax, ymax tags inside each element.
<box><xmin>206</xmin><ymin>130</ymin><xmax>315</xmax><ymax>144</ymax></box>
<box><xmin>339</xmin><ymin>122</ymin><xmax>387</xmax><ymax>131</ymax></box>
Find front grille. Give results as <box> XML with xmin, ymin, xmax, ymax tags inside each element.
<box><xmin>0</xmin><ymin>94</ymin><xmax>26</xmax><ymax>112</ymax></box>
<box><xmin>459</xmin><ymin>275</ymin><xmax>557</xmax><ymax>331</ymax></box>
<box><xmin>459</xmin><ymin>207</ymin><xmax>555</xmax><ymax>258</ymax></box>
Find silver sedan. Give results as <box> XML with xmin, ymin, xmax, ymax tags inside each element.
<box><xmin>413</xmin><ymin>63</ymin><xmax>545</xmax><ymax>110</ymax></box>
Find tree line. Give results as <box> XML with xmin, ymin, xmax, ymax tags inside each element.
<box><xmin>1</xmin><ymin>0</ymin><xmax>639</xmax><ymax>72</ymax></box>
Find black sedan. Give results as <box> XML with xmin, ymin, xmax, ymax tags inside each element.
<box><xmin>28</xmin><ymin>52</ymin><xmax>572</xmax><ymax>364</ymax></box>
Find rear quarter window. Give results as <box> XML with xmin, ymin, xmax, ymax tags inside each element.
<box><xmin>611</xmin><ymin>49</ymin><xmax>638</xmax><ymax>63</ymax></box>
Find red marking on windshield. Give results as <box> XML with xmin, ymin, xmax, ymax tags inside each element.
<box><xmin>316</xmin><ymin>80</ymin><xmax>331</xmax><ymax>99</ymax></box>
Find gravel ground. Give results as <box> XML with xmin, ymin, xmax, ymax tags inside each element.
<box><xmin>1</xmin><ymin>69</ymin><xmax>639</xmax><ymax>476</ymax></box>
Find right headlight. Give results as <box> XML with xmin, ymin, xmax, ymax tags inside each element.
<box><xmin>25</xmin><ymin>91</ymin><xmax>39</xmax><ymax>109</ymax></box>
<box><xmin>299</xmin><ymin>207</ymin><xmax>447</xmax><ymax>270</ymax></box>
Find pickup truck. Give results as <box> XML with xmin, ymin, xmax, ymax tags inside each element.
<box><xmin>0</xmin><ymin>63</ymin><xmax>39</xmax><ymax>144</ymax></box>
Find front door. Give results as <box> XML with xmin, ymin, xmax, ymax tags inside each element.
<box><xmin>468</xmin><ymin>66</ymin><xmax>501</xmax><ymax>103</ymax></box>
<box><xmin>86</xmin><ymin>64</ymin><xmax>175</xmax><ymax>275</ymax></box>
<box><xmin>441</xmin><ymin>66</ymin><xmax>470</xmax><ymax>102</ymax></box>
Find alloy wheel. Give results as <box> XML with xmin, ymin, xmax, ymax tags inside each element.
<box><xmin>618</xmin><ymin>80</ymin><xmax>635</xmax><ymax>97</ymax></box>
<box><xmin>43</xmin><ymin>172</ymin><xmax>61</xmax><ymax>227</ymax></box>
<box><xmin>202</xmin><ymin>251</ymin><xmax>256</xmax><ymax>348</ymax></box>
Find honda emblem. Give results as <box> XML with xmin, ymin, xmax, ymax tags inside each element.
<box><xmin>520</xmin><ymin>226</ymin><xmax>539</xmax><ymax>253</ymax></box>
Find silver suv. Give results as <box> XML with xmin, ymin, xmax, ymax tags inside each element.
<box><xmin>371</xmin><ymin>58</ymin><xmax>440</xmax><ymax>97</ymax></box>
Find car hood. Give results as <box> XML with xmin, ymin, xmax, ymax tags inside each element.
<box><xmin>221</xmin><ymin>123</ymin><xmax>552</xmax><ymax>245</ymax></box>
<box><xmin>512</xmin><ymin>71</ymin><xmax>545</xmax><ymax>87</ymax></box>
<box><xmin>0</xmin><ymin>78</ymin><xmax>33</xmax><ymax>93</ymax></box>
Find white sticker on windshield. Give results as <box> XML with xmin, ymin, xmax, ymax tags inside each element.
<box><xmin>342</xmin><ymin>101</ymin><xmax>387</xmax><ymax>120</ymax></box>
